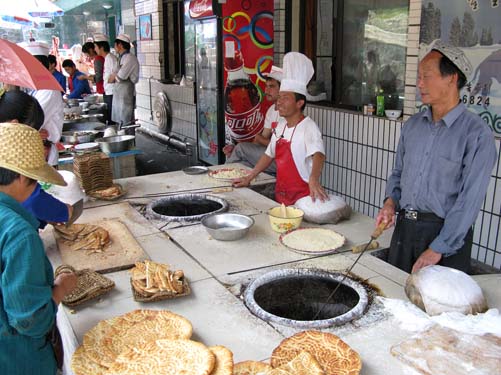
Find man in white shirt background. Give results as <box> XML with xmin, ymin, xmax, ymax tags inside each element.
<box><xmin>94</xmin><ymin>34</ymin><xmax>118</xmax><ymax>124</ymax></box>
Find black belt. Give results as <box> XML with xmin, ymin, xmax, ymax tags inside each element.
<box><xmin>398</xmin><ymin>209</ymin><xmax>444</xmax><ymax>223</ymax></box>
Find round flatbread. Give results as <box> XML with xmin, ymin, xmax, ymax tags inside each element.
<box><xmin>271</xmin><ymin>331</ymin><xmax>361</xmax><ymax>375</ymax></box>
<box><xmin>280</xmin><ymin>228</ymin><xmax>345</xmax><ymax>254</ymax></box>
<box><xmin>209</xmin><ymin>345</ymin><xmax>234</xmax><ymax>375</ymax></box>
<box><xmin>267</xmin><ymin>351</ymin><xmax>325</xmax><ymax>375</ymax></box>
<box><xmin>83</xmin><ymin>309</ymin><xmax>192</xmax><ymax>368</ymax></box>
<box><xmin>106</xmin><ymin>339</ymin><xmax>215</xmax><ymax>375</ymax></box>
<box><xmin>71</xmin><ymin>345</ymin><xmax>108</xmax><ymax>375</ymax></box>
<box><xmin>233</xmin><ymin>360</ymin><xmax>273</xmax><ymax>375</ymax></box>
<box><xmin>208</xmin><ymin>168</ymin><xmax>250</xmax><ymax>180</ymax></box>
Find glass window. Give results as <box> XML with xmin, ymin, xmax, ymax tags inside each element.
<box><xmin>301</xmin><ymin>0</ymin><xmax>408</xmax><ymax>111</ymax></box>
<box><xmin>184</xmin><ymin>0</ymin><xmax>196</xmax><ymax>81</ymax></box>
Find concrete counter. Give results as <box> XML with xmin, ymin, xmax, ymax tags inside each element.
<box><xmin>42</xmin><ymin>168</ymin><xmax>501</xmax><ymax>375</ymax></box>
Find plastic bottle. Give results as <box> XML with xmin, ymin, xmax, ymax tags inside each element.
<box><xmin>376</xmin><ymin>90</ymin><xmax>385</xmax><ymax>117</ymax></box>
<box><xmin>224</xmin><ymin>44</ymin><xmax>263</xmax><ymax>142</ymax></box>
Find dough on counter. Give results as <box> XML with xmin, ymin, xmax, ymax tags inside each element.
<box><xmin>405</xmin><ymin>265</ymin><xmax>488</xmax><ymax>316</ymax></box>
<box><xmin>281</xmin><ymin>228</ymin><xmax>345</xmax><ymax>253</ymax></box>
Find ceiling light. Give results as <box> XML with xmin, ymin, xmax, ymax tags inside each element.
<box><xmin>102</xmin><ymin>3</ymin><xmax>113</xmax><ymax>10</ymax></box>
<box><xmin>83</xmin><ymin>11</ymin><xmax>91</xmax><ymax>16</ymax></box>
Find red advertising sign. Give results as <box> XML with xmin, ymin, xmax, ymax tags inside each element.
<box><xmin>189</xmin><ymin>0</ymin><xmax>214</xmax><ymax>19</ymax></box>
<box><xmin>222</xmin><ymin>0</ymin><xmax>274</xmax><ymax>142</ymax></box>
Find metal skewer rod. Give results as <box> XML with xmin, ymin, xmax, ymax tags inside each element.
<box><xmin>312</xmin><ymin>222</ymin><xmax>386</xmax><ymax>320</ymax></box>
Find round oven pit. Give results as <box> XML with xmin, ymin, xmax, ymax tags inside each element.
<box><xmin>146</xmin><ymin>194</ymin><xmax>229</xmax><ymax>224</ymax></box>
<box><xmin>244</xmin><ymin>268</ymin><xmax>369</xmax><ymax>329</ymax></box>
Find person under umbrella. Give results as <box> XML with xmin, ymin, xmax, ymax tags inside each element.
<box><xmin>21</xmin><ymin>41</ymin><xmax>64</xmax><ymax>168</ymax></box>
<box><xmin>0</xmin><ymin>89</ymin><xmax>80</xmax><ymax>229</ymax></box>
<box><xmin>0</xmin><ymin>122</ymin><xmax>77</xmax><ymax>375</ymax></box>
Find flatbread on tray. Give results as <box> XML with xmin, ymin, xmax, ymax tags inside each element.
<box><xmin>83</xmin><ymin>309</ymin><xmax>192</xmax><ymax>368</ymax></box>
<box><xmin>280</xmin><ymin>228</ymin><xmax>346</xmax><ymax>255</ymax></box>
<box><xmin>209</xmin><ymin>345</ymin><xmax>234</xmax><ymax>375</ymax></box>
<box><xmin>208</xmin><ymin>168</ymin><xmax>250</xmax><ymax>180</ymax></box>
<box><xmin>105</xmin><ymin>339</ymin><xmax>215</xmax><ymax>375</ymax></box>
<box><xmin>271</xmin><ymin>331</ymin><xmax>362</xmax><ymax>375</ymax></box>
<box><xmin>71</xmin><ymin>345</ymin><xmax>107</xmax><ymax>375</ymax></box>
<box><xmin>233</xmin><ymin>360</ymin><xmax>273</xmax><ymax>375</ymax></box>
<box><xmin>267</xmin><ymin>351</ymin><xmax>325</xmax><ymax>375</ymax></box>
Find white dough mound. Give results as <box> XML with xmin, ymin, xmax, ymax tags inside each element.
<box><xmin>405</xmin><ymin>265</ymin><xmax>488</xmax><ymax>316</ymax></box>
<box><xmin>295</xmin><ymin>194</ymin><xmax>351</xmax><ymax>224</ymax></box>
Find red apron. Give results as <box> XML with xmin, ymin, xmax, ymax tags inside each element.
<box><xmin>275</xmin><ymin>122</ymin><xmax>310</xmax><ymax>205</ymax></box>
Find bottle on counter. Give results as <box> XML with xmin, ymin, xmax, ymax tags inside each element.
<box><xmin>224</xmin><ymin>42</ymin><xmax>263</xmax><ymax>142</ymax></box>
<box><xmin>376</xmin><ymin>89</ymin><xmax>385</xmax><ymax>117</ymax></box>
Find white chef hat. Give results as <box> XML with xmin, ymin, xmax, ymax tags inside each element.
<box><xmin>279</xmin><ymin>52</ymin><xmax>314</xmax><ymax>96</ymax></box>
<box><xmin>264</xmin><ymin>65</ymin><xmax>283</xmax><ymax>82</ymax></box>
<box><xmin>93</xmin><ymin>33</ymin><xmax>109</xmax><ymax>43</ymax></box>
<box><xmin>20</xmin><ymin>41</ymin><xmax>50</xmax><ymax>56</ymax></box>
<box><xmin>116</xmin><ymin>33</ymin><xmax>131</xmax><ymax>44</ymax></box>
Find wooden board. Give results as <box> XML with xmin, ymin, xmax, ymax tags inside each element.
<box><xmin>55</xmin><ymin>219</ymin><xmax>149</xmax><ymax>274</ymax></box>
<box><xmin>391</xmin><ymin>325</ymin><xmax>501</xmax><ymax>375</ymax></box>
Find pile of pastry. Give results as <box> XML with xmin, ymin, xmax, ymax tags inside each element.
<box><xmin>71</xmin><ymin>309</ymin><xmax>361</xmax><ymax>375</ymax></box>
<box><xmin>130</xmin><ymin>260</ymin><xmax>186</xmax><ymax>296</ymax></box>
<box><xmin>54</xmin><ymin>224</ymin><xmax>111</xmax><ymax>253</ymax></box>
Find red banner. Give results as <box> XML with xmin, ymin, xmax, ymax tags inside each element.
<box><xmin>222</xmin><ymin>0</ymin><xmax>274</xmax><ymax>142</ymax></box>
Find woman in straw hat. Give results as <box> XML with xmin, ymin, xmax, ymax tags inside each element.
<box><xmin>0</xmin><ymin>123</ymin><xmax>77</xmax><ymax>375</ymax></box>
<box><xmin>0</xmin><ymin>89</ymin><xmax>75</xmax><ymax>229</ymax></box>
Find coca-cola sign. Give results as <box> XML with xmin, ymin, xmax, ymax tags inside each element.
<box><xmin>226</xmin><ymin>104</ymin><xmax>265</xmax><ymax>141</ymax></box>
<box><xmin>189</xmin><ymin>0</ymin><xmax>214</xmax><ymax>19</ymax></box>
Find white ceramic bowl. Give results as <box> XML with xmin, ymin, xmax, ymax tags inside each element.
<box><xmin>385</xmin><ymin>109</ymin><xmax>402</xmax><ymax>120</ymax></box>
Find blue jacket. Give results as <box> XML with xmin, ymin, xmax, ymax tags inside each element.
<box><xmin>22</xmin><ymin>184</ymin><xmax>69</xmax><ymax>230</ymax></box>
<box><xmin>68</xmin><ymin>70</ymin><xmax>91</xmax><ymax>99</ymax></box>
<box><xmin>52</xmin><ymin>70</ymin><xmax>66</xmax><ymax>93</ymax></box>
<box><xmin>0</xmin><ymin>192</ymin><xmax>58</xmax><ymax>375</ymax></box>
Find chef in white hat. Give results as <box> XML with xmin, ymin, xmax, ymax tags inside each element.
<box><xmin>225</xmin><ymin>65</ymin><xmax>283</xmax><ymax>174</ymax></box>
<box><xmin>109</xmin><ymin>33</ymin><xmax>139</xmax><ymax>125</ymax></box>
<box><xmin>20</xmin><ymin>41</ymin><xmax>64</xmax><ymax>168</ymax></box>
<box><xmin>234</xmin><ymin>53</ymin><xmax>328</xmax><ymax>204</ymax></box>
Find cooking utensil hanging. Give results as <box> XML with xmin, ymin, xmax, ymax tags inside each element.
<box><xmin>312</xmin><ymin>222</ymin><xmax>386</xmax><ymax>320</ymax></box>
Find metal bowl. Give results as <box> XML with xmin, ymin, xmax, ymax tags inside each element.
<box><xmin>95</xmin><ymin>135</ymin><xmax>135</xmax><ymax>153</ymax></box>
<box><xmin>61</xmin><ymin>130</ymin><xmax>99</xmax><ymax>144</ymax></box>
<box><xmin>201</xmin><ymin>213</ymin><xmax>254</xmax><ymax>241</ymax></box>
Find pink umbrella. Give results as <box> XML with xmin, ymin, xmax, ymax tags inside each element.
<box><xmin>0</xmin><ymin>38</ymin><xmax>63</xmax><ymax>91</ymax></box>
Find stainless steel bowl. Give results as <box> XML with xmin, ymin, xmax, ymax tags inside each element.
<box><xmin>60</xmin><ymin>130</ymin><xmax>98</xmax><ymax>144</ymax></box>
<box><xmin>201</xmin><ymin>213</ymin><xmax>254</xmax><ymax>241</ymax></box>
<box><xmin>95</xmin><ymin>135</ymin><xmax>135</xmax><ymax>153</ymax></box>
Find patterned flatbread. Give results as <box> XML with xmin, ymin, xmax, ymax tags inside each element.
<box><xmin>267</xmin><ymin>351</ymin><xmax>325</xmax><ymax>375</ymax></box>
<box><xmin>83</xmin><ymin>309</ymin><xmax>192</xmax><ymax>368</ymax></box>
<box><xmin>71</xmin><ymin>345</ymin><xmax>108</xmax><ymax>375</ymax></box>
<box><xmin>271</xmin><ymin>331</ymin><xmax>361</xmax><ymax>375</ymax></box>
<box><xmin>233</xmin><ymin>360</ymin><xmax>273</xmax><ymax>375</ymax></box>
<box><xmin>105</xmin><ymin>339</ymin><xmax>215</xmax><ymax>375</ymax></box>
<box><xmin>209</xmin><ymin>345</ymin><xmax>234</xmax><ymax>375</ymax></box>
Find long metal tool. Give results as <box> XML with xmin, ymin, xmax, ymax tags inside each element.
<box><xmin>312</xmin><ymin>222</ymin><xmax>386</xmax><ymax>320</ymax></box>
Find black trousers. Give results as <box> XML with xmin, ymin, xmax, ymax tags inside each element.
<box><xmin>103</xmin><ymin>94</ymin><xmax>114</xmax><ymax>124</ymax></box>
<box><xmin>388</xmin><ymin>213</ymin><xmax>473</xmax><ymax>274</ymax></box>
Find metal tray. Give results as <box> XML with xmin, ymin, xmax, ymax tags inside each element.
<box><xmin>182</xmin><ymin>166</ymin><xmax>209</xmax><ymax>175</ymax></box>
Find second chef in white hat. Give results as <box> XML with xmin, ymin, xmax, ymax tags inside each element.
<box><xmin>109</xmin><ymin>34</ymin><xmax>140</xmax><ymax>125</ymax></box>
<box><xmin>234</xmin><ymin>52</ymin><xmax>328</xmax><ymax>204</ymax></box>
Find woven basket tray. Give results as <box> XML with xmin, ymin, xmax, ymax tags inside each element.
<box><xmin>130</xmin><ymin>278</ymin><xmax>191</xmax><ymax>303</ymax></box>
<box><xmin>55</xmin><ymin>265</ymin><xmax>115</xmax><ymax>307</ymax></box>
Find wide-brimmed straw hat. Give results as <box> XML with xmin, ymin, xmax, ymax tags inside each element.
<box><xmin>0</xmin><ymin>123</ymin><xmax>66</xmax><ymax>186</ymax></box>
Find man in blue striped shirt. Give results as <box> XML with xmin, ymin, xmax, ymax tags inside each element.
<box><xmin>376</xmin><ymin>40</ymin><xmax>497</xmax><ymax>274</ymax></box>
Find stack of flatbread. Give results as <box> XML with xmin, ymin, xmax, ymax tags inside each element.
<box><xmin>71</xmin><ymin>309</ymin><xmax>235</xmax><ymax>375</ymax></box>
<box><xmin>130</xmin><ymin>260</ymin><xmax>186</xmax><ymax>297</ymax></box>
<box><xmin>73</xmin><ymin>152</ymin><xmax>113</xmax><ymax>194</ymax></box>
<box><xmin>54</xmin><ymin>223</ymin><xmax>111</xmax><ymax>253</ymax></box>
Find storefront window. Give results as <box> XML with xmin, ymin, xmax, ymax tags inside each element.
<box><xmin>302</xmin><ymin>0</ymin><xmax>408</xmax><ymax>110</ymax></box>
